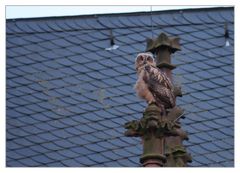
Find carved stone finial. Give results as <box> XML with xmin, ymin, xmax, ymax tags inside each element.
<box><xmin>145</xmin><ymin>33</ymin><xmax>181</xmax><ymax>54</ymax></box>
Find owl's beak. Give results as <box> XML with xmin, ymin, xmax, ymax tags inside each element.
<box><xmin>143</xmin><ymin>59</ymin><xmax>147</xmax><ymax>64</ymax></box>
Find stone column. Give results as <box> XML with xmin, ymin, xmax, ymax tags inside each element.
<box><xmin>124</xmin><ymin>33</ymin><xmax>191</xmax><ymax>167</ymax></box>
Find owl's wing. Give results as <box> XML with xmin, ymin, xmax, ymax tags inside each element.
<box><xmin>143</xmin><ymin>65</ymin><xmax>175</xmax><ymax>108</ymax></box>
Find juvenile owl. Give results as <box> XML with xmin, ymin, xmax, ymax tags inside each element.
<box><xmin>134</xmin><ymin>52</ymin><xmax>175</xmax><ymax>110</ymax></box>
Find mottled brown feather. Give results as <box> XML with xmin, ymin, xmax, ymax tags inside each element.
<box><xmin>135</xmin><ymin>53</ymin><xmax>175</xmax><ymax>109</ymax></box>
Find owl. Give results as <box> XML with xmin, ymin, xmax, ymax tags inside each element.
<box><xmin>134</xmin><ymin>52</ymin><xmax>175</xmax><ymax>110</ymax></box>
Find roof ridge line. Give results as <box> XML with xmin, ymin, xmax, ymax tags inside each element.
<box><xmin>6</xmin><ymin>6</ymin><xmax>233</xmax><ymax>21</ymax></box>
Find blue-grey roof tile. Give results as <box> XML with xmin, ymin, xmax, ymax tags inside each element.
<box><xmin>115</xmin><ymin>85</ymin><xmax>133</xmax><ymax>94</ymax></box>
<box><xmin>6</xmin><ymin>58</ymin><xmax>23</xmax><ymax>68</ymax></box>
<box><xmin>53</xmin><ymin>138</ymin><xmax>76</xmax><ymax>148</ymax></box>
<box><xmin>84</xmin><ymin>61</ymin><xmax>106</xmax><ymax>71</ymax></box>
<box><xmin>192</xmin><ymin>122</ymin><xmax>211</xmax><ymax>132</ymax></box>
<box><xmin>217</xmin><ymin>150</ymin><xmax>234</xmax><ymax>160</ymax></box>
<box><xmin>221</xmin><ymin>161</ymin><xmax>234</xmax><ymax>167</ymax></box>
<box><xmin>223</xmin><ymin>75</ymin><xmax>234</xmax><ymax>83</ymax></box>
<box><xmin>194</xmin><ymin>155</ymin><xmax>212</xmax><ymax>165</ymax></box>
<box><xmin>198</xmin><ymin>80</ymin><xmax>219</xmax><ymax>89</ymax></box>
<box><xmin>60</xmin><ymin>67</ymin><xmax>79</xmax><ymax>76</ymax></box>
<box><xmin>182</xmin><ymin>11</ymin><xmax>203</xmax><ymax>24</ymax></box>
<box><xmin>218</xmin><ymin>127</ymin><xmax>233</xmax><ymax>136</ymax></box>
<box><xmin>108</xmin><ymin>138</ymin><xmax>129</xmax><ymax>148</ymax></box>
<box><xmin>38</xmin><ymin>40</ymin><xmax>61</xmax><ymax>50</ymax></box>
<box><xmin>21</xmin><ymin>125</ymin><xmax>44</xmax><ymax>135</ymax></box>
<box><xmin>14</xmin><ymin>86</ymin><xmax>35</xmax><ymax>95</ymax></box>
<box><xmin>42</xmin><ymin>109</ymin><xmax>68</xmax><ymax>119</ymax></box>
<box><xmin>80</xmin><ymin>133</ymin><xmax>100</xmax><ymax>143</ymax></box>
<box><xmin>113</xmin><ymin>148</ymin><xmax>134</xmax><ymax>158</ymax></box>
<box><xmin>6</xmin><ymin>160</ymin><xmax>23</xmax><ymax>167</ymax></box>
<box><xmin>18</xmin><ymin>158</ymin><xmax>41</xmax><ymax>166</ymax></box>
<box><xmin>34</xmin><ymin>122</ymin><xmax>57</xmax><ymax>131</ymax></box>
<box><xmin>99</xmin><ymin>68</ymin><xmax>121</xmax><ymax>77</ymax></box>
<box><xmin>7</xmin><ymin>142</ymin><xmax>22</xmax><ymax>150</ymax></box>
<box><xmin>210</xmin><ymin>108</ymin><xmax>231</xmax><ymax>118</ymax></box>
<box><xmin>128</xmin><ymin>156</ymin><xmax>140</xmax><ymax>165</ymax></box>
<box><xmin>117</xmin><ymin>158</ymin><xmax>136</xmax><ymax>167</ymax></box>
<box><xmin>183</xmin><ymin>73</ymin><xmax>202</xmax><ymax>83</ymax></box>
<box><xmin>31</xmin><ymin>154</ymin><xmax>55</xmax><ymax>164</ymax></box>
<box><xmin>221</xmin><ymin>66</ymin><xmax>233</xmax><ymax>73</ymax></box>
<box><xmin>207</xmin><ymin>11</ymin><xmax>226</xmax><ymax>23</ymax></box>
<box><xmin>195</xmin><ymin>132</ymin><xmax>214</xmax><ymax>142</ymax></box>
<box><xmin>25</xmin><ymin>135</ymin><xmax>46</xmax><ymax>144</ymax></box>
<box><xmin>74</xmin><ymin>124</ymin><xmax>96</xmax><ymax>134</ymax></box>
<box><xmin>7</xmin><ymin>150</ymin><xmax>26</xmax><ymax>160</ymax></box>
<box><xmin>68</xmin><ymin>136</ymin><xmax>89</xmax><ymax>146</ymax></box>
<box><xmin>51</xmin><ymin>129</ymin><xmax>73</xmax><ymax>139</ymax></box>
<box><xmin>192</xmin><ymin>62</ymin><xmax>212</xmax><ymax>71</ymax></box>
<box><xmin>70</xmin><ymin>114</ymin><xmax>90</xmax><ymax>124</ymax></box>
<box><xmin>29</xmin><ymin>145</ymin><xmax>49</xmax><ymax>153</ymax></box>
<box><xmin>211</xmin><ymin>47</ymin><xmax>233</xmax><ymax>57</ymax></box>
<box><xmin>97</xmin><ymin>141</ymin><xmax>116</xmax><ymax>150</ymax></box>
<box><xmin>186</xmin><ymin>113</ymin><xmax>206</xmax><ymax>123</ymax></box>
<box><xmin>102</xmin><ymin>162</ymin><xmax>122</xmax><ymax>167</ymax></box>
<box><xmin>74</xmin><ymin>156</ymin><xmax>96</xmax><ymax>166</ymax></box>
<box><xmin>57</xmin><ymin>149</ymin><xmax>79</xmax><ymax>159</ymax></box>
<box><xmin>15</xmin><ymin>148</ymin><xmax>37</xmax><ymax>157</ymax></box>
<box><xmin>101</xmin><ymin>150</ymin><xmax>123</xmax><ymax>161</ymax></box>
<box><xmin>98</xmin><ymin>58</ymin><xmax>119</xmax><ymax>67</ymax></box>
<box><xmin>208</xmin><ymin>130</ymin><xmax>228</xmax><ymax>140</ymax></box>
<box><xmin>124</xmin><ymin>145</ymin><xmax>141</xmax><ymax>155</ymax></box>
<box><xmin>214</xmin><ymin>118</ymin><xmax>232</xmax><ymax>127</ymax></box>
<box><xmin>87</xmin><ymin>153</ymin><xmax>110</xmax><ymax>164</ymax></box>
<box><xmin>110</xmin><ymin>117</ymin><xmax>127</xmax><ymax>126</ymax></box>
<box><xmin>212</xmin><ymin>140</ymin><xmax>232</xmax><ymax>150</ymax></box>
<box><xmin>17</xmin><ymin>115</ymin><xmax>39</xmax><ymax>125</ymax></box>
<box><xmin>37</xmin><ymin>132</ymin><xmax>60</xmax><ymax>141</ymax></box>
<box><xmin>102</xmin><ymin>78</ymin><xmax>122</xmax><ymax>87</ymax></box>
<box><xmin>86</xmin><ymin>71</ymin><xmax>107</xmax><ymax>80</ymax></box>
<box><xmin>58</xmin><ymin>117</ymin><xmax>79</xmax><ymax>127</ymax></box>
<box><xmin>91</xmin><ymin>131</ymin><xmax>109</xmax><ymax>140</ymax></box>
<box><xmin>61</xmin><ymin>158</ymin><xmax>83</xmax><ymax>167</ymax></box>
<box><xmin>12</xmin><ymin>138</ymin><xmax>34</xmax><ymax>147</ymax></box>
<box><xmin>6</xmin><ymin>109</ymin><xmax>24</xmax><ymax>119</ymax></box>
<box><xmin>201</xmin><ymin>142</ymin><xmax>222</xmax><ymax>153</ymax></box>
<box><xmin>81</xmin><ymin>112</ymin><xmax>105</xmax><ymax>122</ymax></box>
<box><xmin>188</xmin><ymin>145</ymin><xmax>207</xmax><ymax>155</ymax></box>
<box><xmin>44</xmin><ymin>151</ymin><xmax>67</xmax><ymax>161</ymax></box>
<box><xmin>70</xmin><ymin>146</ymin><xmax>94</xmax><ymax>156</ymax></box>
<box><xmin>190</xmin><ymin>92</ymin><xmax>212</xmax><ymax>101</ymax></box>
<box><xmin>41</xmin><ymin>142</ymin><xmax>63</xmax><ymax>151</ymax></box>
<box><xmin>195</xmin><ymin>70</ymin><xmax>215</xmax><ymax>80</ymax></box>
<box><xmin>206</xmin><ymin>99</ymin><xmax>228</xmax><ymax>108</ymax></box>
<box><xmin>69</xmin><ymin>94</ymin><xmax>91</xmax><ymax>103</ymax></box>
<box><xmin>194</xmin><ymin>101</ymin><xmax>216</xmax><ymax>110</ymax></box>
<box><xmin>114</xmin><ymin>65</ymin><xmax>135</xmax><ymax>74</ymax></box>
<box><xmin>205</xmin><ymin>153</ymin><xmax>225</xmax><ymax>163</ymax></box>
<box><xmin>85</xmin><ymin>143</ymin><xmax>107</xmax><ymax>153</ymax></box>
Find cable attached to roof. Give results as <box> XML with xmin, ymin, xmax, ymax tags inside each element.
<box><xmin>150</xmin><ymin>5</ymin><xmax>154</xmax><ymax>39</ymax></box>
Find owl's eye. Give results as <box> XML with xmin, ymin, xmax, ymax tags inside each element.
<box><xmin>138</xmin><ymin>56</ymin><xmax>144</xmax><ymax>62</ymax></box>
<box><xmin>147</xmin><ymin>56</ymin><xmax>153</xmax><ymax>62</ymax></box>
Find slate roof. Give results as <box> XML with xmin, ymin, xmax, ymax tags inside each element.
<box><xmin>6</xmin><ymin>7</ymin><xmax>234</xmax><ymax>167</ymax></box>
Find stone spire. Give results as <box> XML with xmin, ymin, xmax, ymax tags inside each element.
<box><xmin>124</xmin><ymin>33</ymin><xmax>191</xmax><ymax>167</ymax></box>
